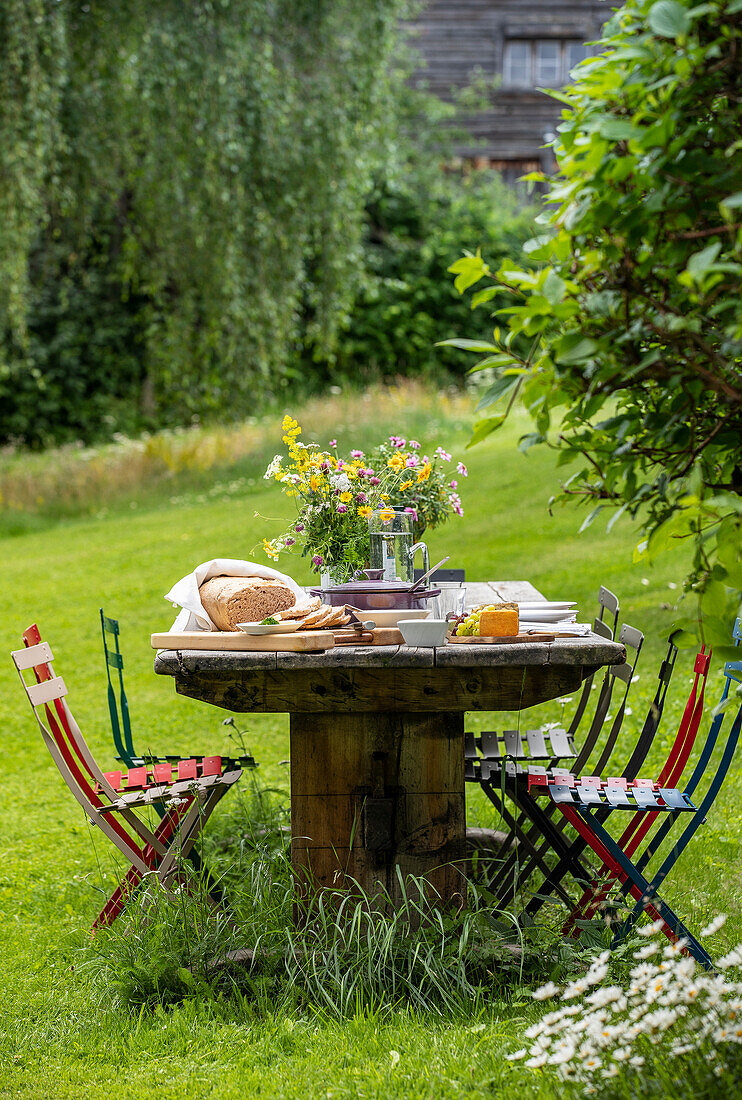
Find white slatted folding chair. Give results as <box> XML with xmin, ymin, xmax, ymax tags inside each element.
<box><xmin>12</xmin><ymin>629</ymin><xmax>242</xmax><ymax>932</ymax></box>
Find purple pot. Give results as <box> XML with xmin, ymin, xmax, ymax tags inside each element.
<box><xmin>309</xmin><ymin>581</ymin><xmax>440</xmax><ymax>611</ymax></box>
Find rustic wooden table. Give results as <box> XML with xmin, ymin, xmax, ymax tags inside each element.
<box><xmin>154</xmin><ymin>582</ymin><xmax>625</xmax><ymax>909</ymax></box>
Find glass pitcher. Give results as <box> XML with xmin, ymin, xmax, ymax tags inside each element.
<box><xmin>368</xmin><ymin>509</ymin><xmax>429</xmax><ymax>582</ymax></box>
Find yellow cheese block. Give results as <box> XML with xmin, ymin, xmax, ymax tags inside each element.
<box><xmin>479</xmin><ymin>608</ymin><xmax>519</xmax><ymax>637</ymax></box>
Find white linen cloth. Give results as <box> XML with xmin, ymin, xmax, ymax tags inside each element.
<box><xmin>165</xmin><ymin>559</ymin><xmax>311</xmax><ymax>632</ymax></box>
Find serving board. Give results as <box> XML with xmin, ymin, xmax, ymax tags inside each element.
<box><xmin>333</xmin><ymin>627</ymin><xmax>405</xmax><ymax>647</ymax></box>
<box><xmin>449</xmin><ymin>632</ymin><xmax>556</xmax><ymax>645</ymax></box>
<box><xmin>151</xmin><ymin>630</ymin><xmax>334</xmax><ymax>653</ymax></box>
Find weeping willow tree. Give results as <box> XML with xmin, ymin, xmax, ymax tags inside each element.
<box><xmin>0</xmin><ymin>0</ymin><xmax>408</xmax><ymax>445</ymax></box>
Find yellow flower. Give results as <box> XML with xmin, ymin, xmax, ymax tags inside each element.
<box><xmin>399</xmin><ymin>479</ymin><xmax>413</xmax><ymax>491</ymax></box>
<box><xmin>345</xmin><ymin>466</ymin><xmax>357</xmax><ymax>479</ymax></box>
<box><xmin>416</xmin><ymin>461</ymin><xmax>431</xmax><ymax>483</ymax></box>
<box><xmin>379</xmin><ymin>507</ymin><xmax>395</xmax><ymax>523</ymax></box>
<box><xmin>358</xmin><ymin>505</ymin><xmax>372</xmax><ymax>518</ymax></box>
<box><xmin>387</xmin><ymin>453</ymin><xmax>405</xmax><ymax>473</ymax></box>
<box><xmin>339</xmin><ymin>491</ymin><xmax>353</xmax><ymax>503</ymax></box>
<box><xmin>309</xmin><ymin>474</ymin><xmax>320</xmax><ymax>491</ymax></box>
<box><xmin>262</xmin><ymin>538</ymin><xmax>280</xmax><ymax>561</ymax></box>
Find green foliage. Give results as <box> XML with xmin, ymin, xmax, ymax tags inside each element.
<box><xmin>0</xmin><ymin>0</ymin><xmax>408</xmax><ymax>446</ymax></box>
<box><xmin>444</xmin><ymin>0</ymin><xmax>742</xmax><ymax>646</ymax></box>
<box><xmin>321</xmin><ymin>166</ymin><xmax>535</xmax><ymax>386</ymax></box>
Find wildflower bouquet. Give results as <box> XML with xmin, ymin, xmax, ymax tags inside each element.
<box><xmin>367</xmin><ymin>436</ymin><xmax>466</xmax><ymax>539</ymax></box>
<box><xmin>262</xmin><ymin>419</ymin><xmax>467</xmax><ymax>580</ymax></box>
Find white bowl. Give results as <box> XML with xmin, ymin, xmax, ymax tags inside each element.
<box><xmin>397</xmin><ymin>618</ymin><xmax>450</xmax><ymax>648</ymax></box>
<box><xmin>348</xmin><ymin>607</ymin><xmax>431</xmax><ymax>629</ymax></box>
<box><xmin>236</xmin><ymin>622</ymin><xmax>299</xmax><ymax>635</ymax></box>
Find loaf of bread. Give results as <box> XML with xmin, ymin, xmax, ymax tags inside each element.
<box><xmin>479</xmin><ymin>605</ymin><xmax>519</xmax><ymax>637</ymax></box>
<box><xmin>199</xmin><ymin>576</ymin><xmax>295</xmax><ymax>630</ymax></box>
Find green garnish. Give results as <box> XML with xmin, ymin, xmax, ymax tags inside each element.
<box><xmin>260</xmin><ymin>616</ymin><xmax>280</xmax><ymax>625</ymax></box>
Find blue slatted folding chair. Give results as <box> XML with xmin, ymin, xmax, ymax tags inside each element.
<box><xmin>527</xmin><ymin>618</ymin><xmax>742</xmax><ymax>971</ymax></box>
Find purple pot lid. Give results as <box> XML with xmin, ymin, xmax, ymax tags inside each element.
<box><xmin>309</xmin><ymin>581</ymin><xmax>440</xmax><ymax>596</ymax></box>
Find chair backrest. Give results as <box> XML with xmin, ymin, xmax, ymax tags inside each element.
<box><xmin>634</xmin><ymin>619</ymin><xmax>742</xmax><ymax>880</ymax></box>
<box><xmin>622</xmin><ymin>636</ymin><xmax>679</xmax><ymax>782</ymax></box>
<box><xmin>13</xmin><ymin>628</ymin><xmax>149</xmax><ymax>871</ymax></box>
<box><xmin>570</xmin><ymin>620</ymin><xmax>644</xmax><ymax>775</ymax></box>
<box><xmin>565</xmin><ymin>586</ymin><xmax>620</xmax><ymax>739</ymax></box>
<box><xmin>100</xmin><ymin>609</ymin><xmax>137</xmax><ymax>766</ymax></box>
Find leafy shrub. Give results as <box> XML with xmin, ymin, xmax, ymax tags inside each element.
<box><xmin>444</xmin><ymin>0</ymin><xmax>742</xmax><ymax>644</ymax></box>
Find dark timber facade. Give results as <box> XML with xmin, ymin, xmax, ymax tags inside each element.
<box><xmin>408</xmin><ymin>1</ymin><xmax>608</xmax><ymax>182</ymax></box>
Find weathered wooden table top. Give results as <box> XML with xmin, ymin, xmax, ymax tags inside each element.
<box><xmin>154</xmin><ymin>580</ymin><xmax>626</xmax><ymax>689</ymax></box>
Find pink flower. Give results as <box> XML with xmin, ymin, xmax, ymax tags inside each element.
<box><xmin>448</xmin><ymin>492</ymin><xmax>464</xmax><ymax>517</ymax></box>
<box><xmin>329</xmin><ymin>439</ymin><xmax>337</xmax><ymax>448</ymax></box>
<box><xmin>320</xmin><ymin>460</ymin><xmax>331</xmax><ymax>471</ymax></box>
<box><xmin>312</xmin><ymin>554</ymin><xmax>324</xmax><ymax>567</ymax></box>
<box><xmin>365</xmin><ymin>467</ymin><xmax>375</xmax><ymax>476</ymax></box>
<box><xmin>351</xmin><ymin>449</ymin><xmax>364</xmax><ymax>459</ymax></box>
<box><xmin>357</xmin><ymin>467</ymin><xmax>367</xmax><ymax>478</ymax></box>
<box><xmin>405</xmin><ymin>454</ymin><xmax>419</xmax><ymax>468</ymax></box>
<box><xmin>370</xmin><ymin>476</ymin><xmax>381</xmax><ymax>486</ymax></box>
<box><xmin>457</xmin><ymin>462</ymin><xmax>468</xmax><ymax>476</ymax></box>
<box><xmin>436</xmin><ymin>447</ymin><xmax>452</xmax><ymax>462</ymax></box>
<box><xmin>409</xmin><ymin>439</ymin><xmax>421</xmax><ymax>450</ymax></box>
<box><xmin>284</xmin><ymin>536</ymin><xmax>296</xmax><ymax>546</ymax></box>
<box><xmin>336</xmin><ymin>503</ymin><xmax>348</xmax><ymax>513</ymax></box>
<box><xmin>449</xmin><ymin>479</ymin><xmax>458</xmax><ymax>490</ymax></box>
<box><xmin>404</xmin><ymin>507</ymin><xmax>418</xmax><ymax>522</ymax></box>
<box><xmin>389</xmin><ymin>435</ymin><xmax>406</xmax><ymax>448</ymax></box>
<box><xmin>356</xmin><ymin>492</ymin><xmax>368</xmax><ymax>503</ymax></box>
<box><xmin>337</xmin><ymin>459</ymin><xmax>344</xmax><ymax>469</ymax></box>
<box><xmin>294</xmin><ymin>523</ymin><xmax>305</xmax><ymax>532</ymax></box>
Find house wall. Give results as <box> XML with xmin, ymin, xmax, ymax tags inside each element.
<box><xmin>408</xmin><ymin>0</ymin><xmax>608</xmax><ymax>173</ymax></box>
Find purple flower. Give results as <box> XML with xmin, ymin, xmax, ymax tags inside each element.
<box><xmin>337</xmin><ymin>459</ymin><xmax>344</xmax><ymax>469</ymax></box>
<box><xmin>436</xmin><ymin>447</ymin><xmax>452</xmax><ymax>462</ymax></box>
<box><xmin>405</xmin><ymin>454</ymin><xmax>419</xmax><ymax>468</ymax></box>
<box><xmin>409</xmin><ymin>439</ymin><xmax>421</xmax><ymax>450</ymax></box>
<box><xmin>329</xmin><ymin>439</ymin><xmax>337</xmax><ymax>448</ymax></box>
<box><xmin>457</xmin><ymin>462</ymin><xmax>468</xmax><ymax>476</ymax></box>
<box><xmin>312</xmin><ymin>554</ymin><xmax>324</xmax><ymax>567</ymax></box>
<box><xmin>336</xmin><ymin>503</ymin><xmax>348</xmax><ymax>513</ymax></box>
<box><xmin>351</xmin><ymin>449</ymin><xmax>364</xmax><ymax>459</ymax></box>
<box><xmin>389</xmin><ymin>435</ymin><xmax>406</xmax><ymax>448</ymax></box>
<box><xmin>284</xmin><ymin>536</ymin><xmax>296</xmax><ymax>546</ymax></box>
<box><xmin>356</xmin><ymin>492</ymin><xmax>368</xmax><ymax>503</ymax></box>
<box><xmin>365</xmin><ymin>467</ymin><xmax>375</xmax><ymax>476</ymax></box>
<box><xmin>294</xmin><ymin>523</ymin><xmax>305</xmax><ymax>533</ymax></box>
<box><xmin>320</xmin><ymin>460</ymin><xmax>331</xmax><ymax>471</ymax></box>
<box><xmin>404</xmin><ymin>507</ymin><xmax>418</xmax><ymax>522</ymax></box>
<box><xmin>450</xmin><ymin>479</ymin><xmax>458</xmax><ymax>490</ymax></box>
<box><xmin>370</xmin><ymin>476</ymin><xmax>381</xmax><ymax>486</ymax></box>
<box><xmin>357</xmin><ymin>467</ymin><xmax>367</xmax><ymax>478</ymax></box>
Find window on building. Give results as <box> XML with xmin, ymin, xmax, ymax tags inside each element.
<box><xmin>535</xmin><ymin>41</ymin><xmax>560</xmax><ymax>85</ymax></box>
<box><xmin>503</xmin><ymin>39</ymin><xmax>591</xmax><ymax>89</ymax></box>
<box><xmin>503</xmin><ymin>40</ymin><xmax>531</xmax><ymax>86</ymax></box>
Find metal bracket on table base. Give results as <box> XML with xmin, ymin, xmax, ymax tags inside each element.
<box><xmin>351</xmin><ymin>786</ymin><xmax>404</xmax><ymax>853</ymax></box>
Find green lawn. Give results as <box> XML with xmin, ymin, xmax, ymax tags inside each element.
<box><xmin>2</xmin><ymin>391</ymin><xmax>740</xmax><ymax>1098</ymax></box>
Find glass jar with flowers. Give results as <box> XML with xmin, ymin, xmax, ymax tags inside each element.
<box><xmin>262</xmin><ymin>418</ymin><xmax>467</xmax><ymax>581</ymax></box>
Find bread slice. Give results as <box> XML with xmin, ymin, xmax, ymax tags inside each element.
<box><xmin>199</xmin><ymin>576</ymin><xmax>295</xmax><ymax>630</ymax></box>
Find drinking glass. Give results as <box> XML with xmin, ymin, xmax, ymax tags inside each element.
<box><xmin>435</xmin><ymin>586</ymin><xmax>466</xmax><ymax>621</ymax></box>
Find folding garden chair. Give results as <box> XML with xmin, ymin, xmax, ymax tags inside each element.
<box><xmin>100</xmin><ymin>609</ymin><xmax>257</xmax><ymax>774</ymax></box>
<box><xmin>527</xmin><ymin>619</ymin><xmax>742</xmax><ymax>971</ymax></box>
<box><xmin>12</xmin><ymin>627</ymin><xmax>243</xmax><ymax>932</ymax></box>
<box><xmin>464</xmin><ymin>587</ymin><xmax>622</xmax><ymax>880</ymax></box>
<box><xmin>469</xmin><ymin>602</ymin><xmax>647</xmax><ymax>910</ymax></box>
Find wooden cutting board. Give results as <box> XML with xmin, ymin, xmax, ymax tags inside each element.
<box><xmin>151</xmin><ymin>630</ymin><xmax>334</xmax><ymax>652</ymax></box>
<box><xmin>333</xmin><ymin>627</ymin><xmax>405</xmax><ymax>646</ymax></box>
<box><xmin>449</xmin><ymin>632</ymin><xmax>556</xmax><ymax>645</ymax></box>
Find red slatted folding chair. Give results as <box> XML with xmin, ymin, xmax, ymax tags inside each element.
<box><xmin>527</xmin><ymin>620</ymin><xmax>742</xmax><ymax>971</ymax></box>
<box><xmin>12</xmin><ymin>629</ymin><xmax>243</xmax><ymax>932</ymax></box>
